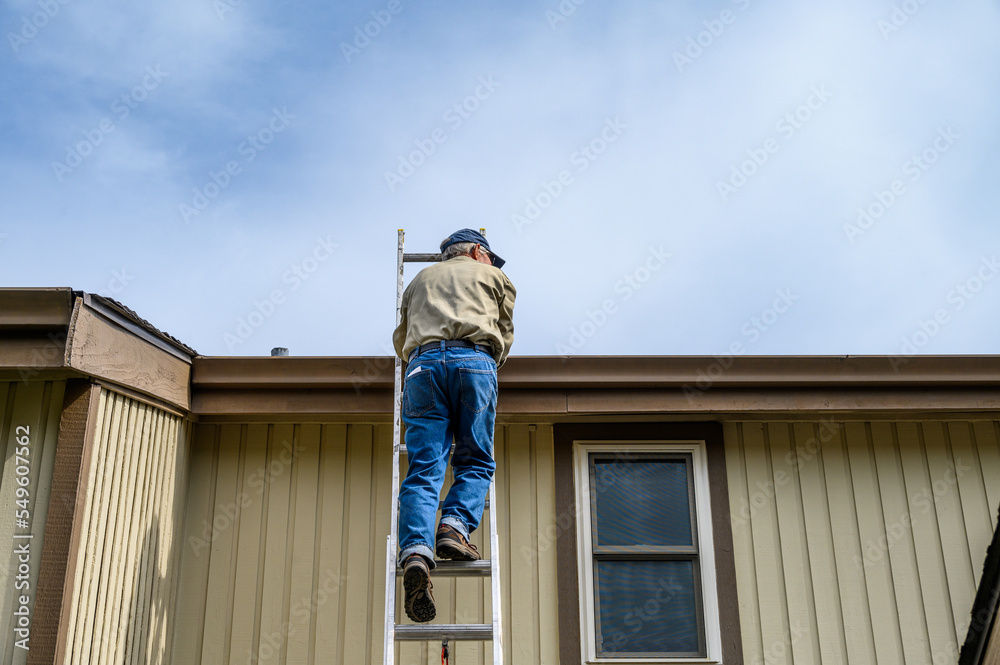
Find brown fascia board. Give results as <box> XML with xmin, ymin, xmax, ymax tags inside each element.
<box><xmin>192</xmin><ymin>354</ymin><xmax>1000</xmax><ymax>391</ymax></box>
<box><xmin>0</xmin><ymin>287</ymin><xmax>75</xmax><ymax>329</ymax></box>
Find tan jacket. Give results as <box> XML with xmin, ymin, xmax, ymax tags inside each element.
<box><xmin>393</xmin><ymin>256</ymin><xmax>516</xmax><ymax>367</ymax></box>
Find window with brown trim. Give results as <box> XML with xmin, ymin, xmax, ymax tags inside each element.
<box><xmin>554</xmin><ymin>423</ymin><xmax>743</xmax><ymax>665</ymax></box>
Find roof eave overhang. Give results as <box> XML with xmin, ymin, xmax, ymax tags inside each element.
<box><xmin>191</xmin><ymin>355</ymin><xmax>1000</xmax><ymax>421</ymax></box>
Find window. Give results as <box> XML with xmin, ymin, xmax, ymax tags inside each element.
<box><xmin>574</xmin><ymin>441</ymin><xmax>723</xmax><ymax>663</ymax></box>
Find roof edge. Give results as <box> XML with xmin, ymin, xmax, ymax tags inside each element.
<box><xmin>192</xmin><ymin>354</ymin><xmax>1000</xmax><ymax>390</ymax></box>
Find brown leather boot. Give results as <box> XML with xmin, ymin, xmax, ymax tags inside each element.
<box><xmin>402</xmin><ymin>554</ymin><xmax>435</xmax><ymax>622</ymax></box>
<box><xmin>435</xmin><ymin>523</ymin><xmax>481</xmax><ymax>561</ymax></box>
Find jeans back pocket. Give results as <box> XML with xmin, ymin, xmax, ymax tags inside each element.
<box><xmin>403</xmin><ymin>368</ymin><xmax>436</xmax><ymax>418</ymax></box>
<box><xmin>459</xmin><ymin>368</ymin><xmax>497</xmax><ymax>414</ymax></box>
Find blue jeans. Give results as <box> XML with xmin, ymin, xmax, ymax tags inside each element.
<box><xmin>397</xmin><ymin>344</ymin><xmax>497</xmax><ymax>568</ymax></box>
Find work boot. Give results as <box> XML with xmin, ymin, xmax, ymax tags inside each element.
<box><xmin>435</xmin><ymin>523</ymin><xmax>481</xmax><ymax>561</ymax></box>
<box><xmin>402</xmin><ymin>554</ymin><xmax>435</xmax><ymax>622</ymax></box>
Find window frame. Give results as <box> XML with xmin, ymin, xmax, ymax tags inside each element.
<box><xmin>574</xmin><ymin>440</ymin><xmax>724</xmax><ymax>664</ymax></box>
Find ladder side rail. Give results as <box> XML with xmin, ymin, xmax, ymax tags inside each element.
<box><xmin>383</xmin><ymin>229</ymin><xmax>406</xmax><ymax>665</ymax></box>
<box><xmin>489</xmin><ymin>478</ymin><xmax>503</xmax><ymax>664</ymax></box>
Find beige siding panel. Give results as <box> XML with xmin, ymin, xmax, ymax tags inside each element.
<box><xmin>819</xmin><ymin>421</ymin><xmax>877</xmax><ymax>665</ymax></box>
<box><xmin>313</xmin><ymin>425</ymin><xmax>347</xmax><ymax>664</ymax></box>
<box><xmin>846</xmin><ymin>421</ymin><xmax>905</xmax><ymax>665</ymax></box>
<box><xmin>870</xmin><ymin>422</ymin><xmax>931</xmax><ymax>665</ymax></box>
<box><xmin>949</xmin><ymin>421</ymin><xmax>993</xmax><ymax>588</ymax></box>
<box><xmin>897</xmin><ymin>421</ymin><xmax>956</xmax><ymax>660</ymax></box>
<box><xmin>768</xmin><ymin>423</ymin><xmax>821</xmax><ymax>665</ymax></box>
<box><xmin>368</xmin><ymin>424</ymin><xmax>393</xmax><ymax>665</ymax></box>
<box><xmin>742</xmin><ymin>422</ymin><xmax>791</xmax><ymax>665</ymax></box>
<box><xmin>534</xmin><ymin>425</ymin><xmax>559</xmax><ymax>665</ymax></box>
<box><xmin>228</xmin><ymin>423</ymin><xmax>268</xmax><ymax>665</ymax></box>
<box><xmin>0</xmin><ymin>380</ymin><xmax>65</xmax><ymax>665</ymax></box>
<box><xmin>286</xmin><ymin>424</ymin><xmax>320</xmax><ymax>665</ymax></box>
<box><xmin>68</xmin><ymin>389</ymin><xmax>115</xmax><ymax>665</ymax></box>
<box><xmin>59</xmin><ymin>388</ymin><xmax>190</xmax><ymax>665</ymax></box>
<box><xmin>169</xmin><ymin>424</ymin><xmax>218</xmax><ymax>664</ymax></box>
<box><xmin>724</xmin><ymin>422</ymin><xmax>763</xmax><ymax>665</ymax></box>
<box><xmin>102</xmin><ymin>401</ymin><xmax>145</xmax><ymax>665</ymax></box>
<box><xmin>924</xmin><ymin>421</ymin><xmax>977</xmax><ymax>639</ymax></box>
<box><xmin>341</xmin><ymin>425</ymin><xmax>374</xmax><ymax>665</ymax></box>
<box><xmin>972</xmin><ymin>421</ymin><xmax>1000</xmax><ymax>529</ymax></box>
<box><xmin>259</xmin><ymin>424</ymin><xmax>296</xmax><ymax>665</ymax></box>
<box><xmin>114</xmin><ymin>403</ymin><xmax>152</xmax><ymax>665</ymax></box>
<box><xmin>508</xmin><ymin>425</ymin><xmax>538</xmax><ymax>665</ymax></box>
<box><xmin>78</xmin><ymin>389</ymin><xmax>124</xmax><ymax>665</ymax></box>
<box><xmin>200</xmin><ymin>425</ymin><xmax>241</xmax><ymax>665</ymax></box>
<box><xmin>137</xmin><ymin>410</ymin><xmax>168</xmax><ymax>665</ymax></box>
<box><xmin>790</xmin><ymin>422</ymin><xmax>847</xmax><ymax>665</ymax></box>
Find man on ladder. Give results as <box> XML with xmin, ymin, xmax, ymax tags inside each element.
<box><xmin>391</xmin><ymin>228</ymin><xmax>516</xmax><ymax>623</ymax></box>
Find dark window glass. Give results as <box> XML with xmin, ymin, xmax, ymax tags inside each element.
<box><xmin>592</xmin><ymin>458</ymin><xmax>693</xmax><ymax>547</ymax></box>
<box><xmin>588</xmin><ymin>452</ymin><xmax>705</xmax><ymax>659</ymax></box>
<box><xmin>595</xmin><ymin>560</ymin><xmax>700</xmax><ymax>656</ymax></box>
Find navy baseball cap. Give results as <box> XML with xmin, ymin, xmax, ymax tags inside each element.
<box><xmin>440</xmin><ymin>228</ymin><xmax>506</xmax><ymax>268</ymax></box>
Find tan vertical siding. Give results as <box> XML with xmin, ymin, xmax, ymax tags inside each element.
<box><xmin>727</xmin><ymin>419</ymin><xmax>1000</xmax><ymax>665</ymax></box>
<box><xmin>0</xmin><ymin>380</ymin><xmax>65</xmax><ymax>664</ymax></box>
<box><xmin>173</xmin><ymin>416</ymin><xmax>1000</xmax><ymax>665</ymax></box>
<box><xmin>172</xmin><ymin>423</ymin><xmax>561</xmax><ymax>665</ymax></box>
<box><xmin>60</xmin><ymin>388</ymin><xmax>189</xmax><ymax>665</ymax></box>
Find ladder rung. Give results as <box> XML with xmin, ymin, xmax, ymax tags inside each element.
<box><xmin>394</xmin><ymin>624</ymin><xmax>492</xmax><ymax>641</ymax></box>
<box><xmin>396</xmin><ymin>560</ymin><xmax>492</xmax><ymax>577</ymax></box>
<box><xmin>402</xmin><ymin>253</ymin><xmax>442</xmax><ymax>263</ymax></box>
<box><xmin>394</xmin><ymin>499</ymin><xmax>489</xmax><ymax>510</ymax></box>
<box><xmin>399</xmin><ymin>444</ymin><xmax>455</xmax><ymax>454</ymax></box>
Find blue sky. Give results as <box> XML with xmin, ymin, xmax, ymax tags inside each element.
<box><xmin>3</xmin><ymin>0</ymin><xmax>999</xmax><ymax>358</ymax></box>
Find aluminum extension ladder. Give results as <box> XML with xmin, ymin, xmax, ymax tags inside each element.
<box><xmin>383</xmin><ymin>229</ymin><xmax>504</xmax><ymax>665</ymax></box>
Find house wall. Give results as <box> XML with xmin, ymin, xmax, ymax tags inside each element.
<box><xmin>170</xmin><ymin>423</ymin><xmax>559</xmax><ymax>665</ymax></box>
<box><xmin>57</xmin><ymin>388</ymin><xmax>190</xmax><ymax>665</ymax></box>
<box><xmin>170</xmin><ymin>418</ymin><xmax>1000</xmax><ymax>665</ymax></box>
<box><xmin>0</xmin><ymin>380</ymin><xmax>65</xmax><ymax>664</ymax></box>
<box><xmin>726</xmin><ymin>420</ymin><xmax>1000</xmax><ymax>665</ymax></box>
